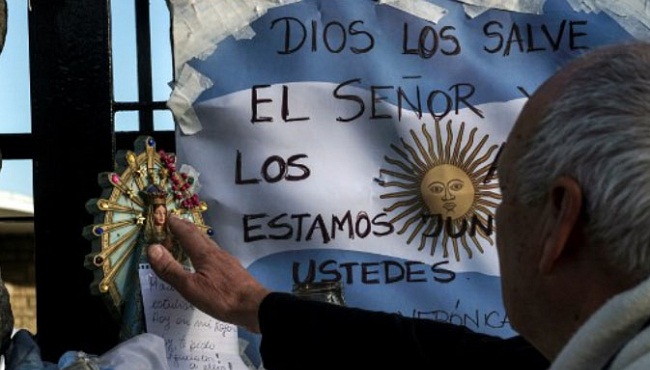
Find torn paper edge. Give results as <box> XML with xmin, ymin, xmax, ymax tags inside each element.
<box><xmin>167</xmin><ymin>63</ymin><xmax>214</xmax><ymax>135</ymax></box>
<box><xmin>565</xmin><ymin>0</ymin><xmax>650</xmax><ymax>40</ymax></box>
<box><xmin>167</xmin><ymin>0</ymin><xmax>301</xmax><ymax>134</ymax></box>
<box><xmin>379</xmin><ymin>0</ymin><xmax>448</xmax><ymax>23</ymax></box>
<box><xmin>456</xmin><ymin>0</ymin><xmax>546</xmax><ymax>15</ymax></box>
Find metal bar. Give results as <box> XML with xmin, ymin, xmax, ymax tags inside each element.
<box><xmin>0</xmin><ymin>216</ymin><xmax>35</xmax><ymax>221</ymax></box>
<box><xmin>29</xmin><ymin>0</ymin><xmax>119</xmax><ymax>361</ymax></box>
<box><xmin>135</xmin><ymin>0</ymin><xmax>154</xmax><ymax>132</ymax></box>
<box><xmin>113</xmin><ymin>100</ymin><xmax>168</xmax><ymax>111</ymax></box>
<box><xmin>0</xmin><ymin>134</ymin><xmax>34</xmax><ymax>159</ymax></box>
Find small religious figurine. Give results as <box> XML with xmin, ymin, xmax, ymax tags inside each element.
<box><xmin>84</xmin><ymin>136</ymin><xmax>210</xmax><ymax>342</ymax></box>
<box><xmin>141</xmin><ymin>184</ymin><xmax>188</xmax><ymax>263</ymax></box>
<box><xmin>121</xmin><ymin>185</ymin><xmax>190</xmax><ymax>339</ymax></box>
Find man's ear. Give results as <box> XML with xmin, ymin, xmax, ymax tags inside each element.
<box><xmin>539</xmin><ymin>176</ymin><xmax>583</xmax><ymax>273</ymax></box>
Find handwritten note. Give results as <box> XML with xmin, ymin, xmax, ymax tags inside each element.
<box><xmin>139</xmin><ymin>264</ymin><xmax>251</xmax><ymax>370</ymax></box>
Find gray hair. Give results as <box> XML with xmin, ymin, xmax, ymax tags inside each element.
<box><xmin>515</xmin><ymin>41</ymin><xmax>650</xmax><ymax>278</ymax></box>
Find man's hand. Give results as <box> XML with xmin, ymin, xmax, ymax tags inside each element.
<box><xmin>147</xmin><ymin>215</ymin><xmax>270</xmax><ymax>333</ymax></box>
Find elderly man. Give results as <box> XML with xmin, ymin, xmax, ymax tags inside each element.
<box><xmin>147</xmin><ymin>41</ymin><xmax>650</xmax><ymax>369</ymax></box>
<box><xmin>495</xmin><ymin>41</ymin><xmax>650</xmax><ymax>368</ymax></box>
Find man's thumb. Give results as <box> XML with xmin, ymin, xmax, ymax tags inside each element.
<box><xmin>147</xmin><ymin>244</ymin><xmax>185</xmax><ymax>285</ymax></box>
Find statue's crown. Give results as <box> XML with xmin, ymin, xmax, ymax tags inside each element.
<box><xmin>141</xmin><ymin>184</ymin><xmax>167</xmax><ymax>206</ymax></box>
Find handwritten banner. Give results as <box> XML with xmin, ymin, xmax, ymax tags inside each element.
<box><xmin>170</xmin><ymin>0</ymin><xmax>644</xmax><ymax>366</ymax></box>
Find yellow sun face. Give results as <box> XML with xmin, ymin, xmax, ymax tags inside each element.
<box><xmin>421</xmin><ymin>164</ymin><xmax>475</xmax><ymax>220</ymax></box>
<box><xmin>379</xmin><ymin>120</ymin><xmax>501</xmax><ymax>262</ymax></box>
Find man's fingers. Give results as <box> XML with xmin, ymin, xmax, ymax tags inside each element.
<box><xmin>147</xmin><ymin>244</ymin><xmax>189</xmax><ymax>288</ymax></box>
<box><xmin>167</xmin><ymin>215</ymin><xmax>220</xmax><ymax>259</ymax></box>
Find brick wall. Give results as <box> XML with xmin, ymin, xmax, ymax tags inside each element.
<box><xmin>0</xmin><ymin>232</ymin><xmax>37</xmax><ymax>333</ymax></box>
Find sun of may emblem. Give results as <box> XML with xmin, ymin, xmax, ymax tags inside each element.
<box><xmin>378</xmin><ymin>120</ymin><xmax>502</xmax><ymax>262</ymax></box>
